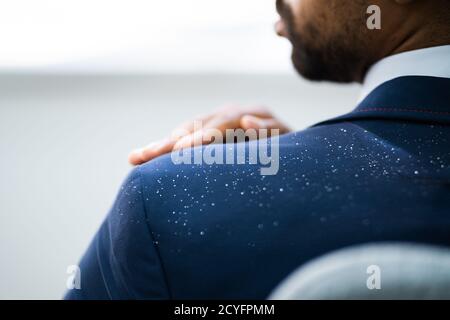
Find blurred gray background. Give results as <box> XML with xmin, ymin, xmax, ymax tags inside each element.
<box><xmin>0</xmin><ymin>74</ymin><xmax>359</xmax><ymax>299</ymax></box>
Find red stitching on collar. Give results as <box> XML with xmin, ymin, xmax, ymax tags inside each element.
<box><xmin>356</xmin><ymin>108</ymin><xmax>450</xmax><ymax>116</ymax></box>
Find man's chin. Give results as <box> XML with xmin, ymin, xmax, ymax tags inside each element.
<box><xmin>291</xmin><ymin>53</ymin><xmax>325</xmax><ymax>82</ymax></box>
<box><xmin>291</xmin><ymin>52</ymin><xmax>356</xmax><ymax>83</ymax></box>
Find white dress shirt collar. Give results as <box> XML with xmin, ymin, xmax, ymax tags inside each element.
<box><xmin>359</xmin><ymin>45</ymin><xmax>450</xmax><ymax>102</ymax></box>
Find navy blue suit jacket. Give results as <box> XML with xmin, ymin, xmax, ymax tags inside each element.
<box><xmin>66</xmin><ymin>76</ymin><xmax>450</xmax><ymax>299</ymax></box>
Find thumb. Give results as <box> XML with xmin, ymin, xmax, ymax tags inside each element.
<box><xmin>240</xmin><ymin>115</ymin><xmax>291</xmax><ymax>134</ymax></box>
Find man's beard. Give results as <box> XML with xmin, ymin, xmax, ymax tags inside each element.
<box><xmin>277</xmin><ymin>0</ymin><xmax>364</xmax><ymax>83</ymax></box>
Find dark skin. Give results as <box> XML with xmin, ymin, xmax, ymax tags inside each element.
<box><xmin>129</xmin><ymin>0</ymin><xmax>450</xmax><ymax>165</ymax></box>
<box><xmin>276</xmin><ymin>0</ymin><xmax>450</xmax><ymax>83</ymax></box>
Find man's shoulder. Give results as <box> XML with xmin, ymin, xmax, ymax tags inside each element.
<box><xmin>136</xmin><ymin>122</ymin><xmax>363</xmax><ymax>176</ymax></box>
<box><xmin>133</xmin><ymin>120</ymin><xmax>372</xmax><ymax>221</ymax></box>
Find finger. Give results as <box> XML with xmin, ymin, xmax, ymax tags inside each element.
<box><xmin>172</xmin><ymin>113</ymin><xmax>287</xmax><ymax>151</ymax></box>
<box><xmin>200</xmin><ymin>105</ymin><xmax>273</xmax><ymax>134</ymax></box>
<box><xmin>172</xmin><ymin>127</ymin><xmax>226</xmax><ymax>151</ymax></box>
<box><xmin>171</xmin><ymin>105</ymin><xmax>271</xmax><ymax>138</ymax></box>
<box><xmin>240</xmin><ymin>115</ymin><xmax>291</xmax><ymax>135</ymax></box>
<box><xmin>128</xmin><ymin>138</ymin><xmax>177</xmax><ymax>165</ymax></box>
<box><xmin>171</xmin><ymin>113</ymin><xmax>216</xmax><ymax>138</ymax></box>
<box><xmin>217</xmin><ymin>104</ymin><xmax>273</xmax><ymax>119</ymax></box>
<box><xmin>171</xmin><ymin>111</ymin><xmax>249</xmax><ymax>151</ymax></box>
<box><xmin>202</xmin><ymin>114</ymin><xmax>242</xmax><ymax>132</ymax></box>
<box><xmin>129</xmin><ymin>109</ymin><xmax>246</xmax><ymax>165</ymax></box>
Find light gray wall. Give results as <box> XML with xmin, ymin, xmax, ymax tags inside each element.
<box><xmin>0</xmin><ymin>74</ymin><xmax>359</xmax><ymax>299</ymax></box>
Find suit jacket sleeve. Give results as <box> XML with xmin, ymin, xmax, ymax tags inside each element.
<box><xmin>64</xmin><ymin>167</ymin><xmax>171</xmax><ymax>299</ymax></box>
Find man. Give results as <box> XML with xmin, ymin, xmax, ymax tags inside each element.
<box><xmin>66</xmin><ymin>0</ymin><xmax>450</xmax><ymax>299</ymax></box>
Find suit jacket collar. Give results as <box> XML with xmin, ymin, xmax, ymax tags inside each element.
<box><xmin>358</xmin><ymin>45</ymin><xmax>450</xmax><ymax>103</ymax></box>
<box><xmin>315</xmin><ymin>76</ymin><xmax>450</xmax><ymax>126</ymax></box>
